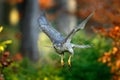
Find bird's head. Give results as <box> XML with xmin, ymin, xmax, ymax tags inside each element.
<box><xmin>53</xmin><ymin>43</ymin><xmax>62</xmax><ymax>50</ymax></box>
<box><xmin>68</xmin><ymin>48</ymin><xmax>74</xmax><ymax>54</ymax></box>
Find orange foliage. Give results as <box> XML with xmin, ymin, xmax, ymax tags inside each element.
<box><xmin>39</xmin><ymin>0</ymin><xmax>55</xmax><ymax>10</ymax></box>
<box><xmin>76</xmin><ymin>0</ymin><xmax>120</xmax><ymax>26</ymax></box>
<box><xmin>93</xmin><ymin>26</ymin><xmax>120</xmax><ymax>80</ymax></box>
<box><xmin>13</xmin><ymin>53</ymin><xmax>22</xmax><ymax>61</ymax></box>
<box><xmin>0</xmin><ymin>51</ymin><xmax>13</xmax><ymax>80</ymax></box>
<box><xmin>0</xmin><ymin>51</ymin><xmax>13</xmax><ymax>68</ymax></box>
<box><xmin>0</xmin><ymin>51</ymin><xmax>23</xmax><ymax>79</ymax></box>
<box><xmin>7</xmin><ymin>0</ymin><xmax>23</xmax><ymax>4</ymax></box>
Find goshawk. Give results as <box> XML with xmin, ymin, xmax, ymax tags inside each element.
<box><xmin>38</xmin><ymin>11</ymin><xmax>94</xmax><ymax>66</ymax></box>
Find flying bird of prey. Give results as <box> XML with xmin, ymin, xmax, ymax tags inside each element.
<box><xmin>38</xmin><ymin>11</ymin><xmax>94</xmax><ymax>66</ymax></box>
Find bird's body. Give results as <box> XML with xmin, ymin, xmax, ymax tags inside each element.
<box><xmin>38</xmin><ymin>11</ymin><xmax>94</xmax><ymax>66</ymax></box>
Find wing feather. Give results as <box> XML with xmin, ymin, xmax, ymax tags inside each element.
<box><xmin>38</xmin><ymin>12</ymin><xmax>65</xmax><ymax>43</ymax></box>
<box><xmin>64</xmin><ymin>12</ymin><xmax>94</xmax><ymax>43</ymax></box>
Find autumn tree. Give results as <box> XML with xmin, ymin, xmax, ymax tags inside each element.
<box><xmin>93</xmin><ymin>26</ymin><xmax>120</xmax><ymax>80</ymax></box>
<box><xmin>76</xmin><ymin>0</ymin><xmax>120</xmax><ymax>26</ymax></box>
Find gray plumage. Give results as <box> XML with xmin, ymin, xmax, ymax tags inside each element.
<box><xmin>38</xmin><ymin>11</ymin><xmax>94</xmax><ymax>66</ymax></box>
<box><xmin>38</xmin><ymin>12</ymin><xmax>65</xmax><ymax>43</ymax></box>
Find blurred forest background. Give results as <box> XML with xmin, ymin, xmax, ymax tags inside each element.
<box><xmin>0</xmin><ymin>0</ymin><xmax>120</xmax><ymax>80</ymax></box>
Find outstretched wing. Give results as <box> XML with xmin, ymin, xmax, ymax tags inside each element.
<box><xmin>38</xmin><ymin>12</ymin><xmax>65</xmax><ymax>43</ymax></box>
<box><xmin>64</xmin><ymin>12</ymin><xmax>94</xmax><ymax>43</ymax></box>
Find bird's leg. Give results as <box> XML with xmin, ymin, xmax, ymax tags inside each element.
<box><xmin>61</xmin><ymin>54</ymin><xmax>64</xmax><ymax>66</ymax></box>
<box><xmin>68</xmin><ymin>54</ymin><xmax>72</xmax><ymax>67</ymax></box>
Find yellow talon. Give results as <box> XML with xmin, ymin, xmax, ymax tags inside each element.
<box><xmin>68</xmin><ymin>59</ymin><xmax>71</xmax><ymax>66</ymax></box>
<box><xmin>61</xmin><ymin>59</ymin><xmax>64</xmax><ymax>66</ymax></box>
<box><xmin>61</xmin><ymin>54</ymin><xmax>64</xmax><ymax>66</ymax></box>
<box><xmin>68</xmin><ymin>55</ymin><xmax>72</xmax><ymax>66</ymax></box>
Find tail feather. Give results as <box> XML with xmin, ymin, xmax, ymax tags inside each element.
<box><xmin>71</xmin><ymin>44</ymin><xmax>91</xmax><ymax>48</ymax></box>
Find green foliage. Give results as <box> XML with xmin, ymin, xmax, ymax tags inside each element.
<box><xmin>0</xmin><ymin>26</ymin><xmax>12</xmax><ymax>52</ymax></box>
<box><xmin>0</xmin><ymin>26</ymin><xmax>13</xmax><ymax>80</ymax></box>
<box><xmin>2</xmin><ymin>31</ymin><xmax>112</xmax><ymax>80</ymax></box>
<box><xmin>3</xmin><ymin>59</ymin><xmax>39</xmax><ymax>80</ymax></box>
<box><xmin>3</xmin><ymin>58</ymin><xmax>64</xmax><ymax>80</ymax></box>
<box><xmin>0</xmin><ymin>40</ymin><xmax>12</xmax><ymax>52</ymax></box>
<box><xmin>54</xmin><ymin>31</ymin><xmax>112</xmax><ymax>80</ymax></box>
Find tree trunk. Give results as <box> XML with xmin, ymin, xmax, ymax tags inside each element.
<box><xmin>0</xmin><ymin>0</ymin><xmax>4</xmax><ymax>24</ymax></box>
<box><xmin>20</xmin><ymin>0</ymin><xmax>40</xmax><ymax>61</ymax></box>
<box><xmin>56</xmin><ymin>0</ymin><xmax>77</xmax><ymax>35</ymax></box>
